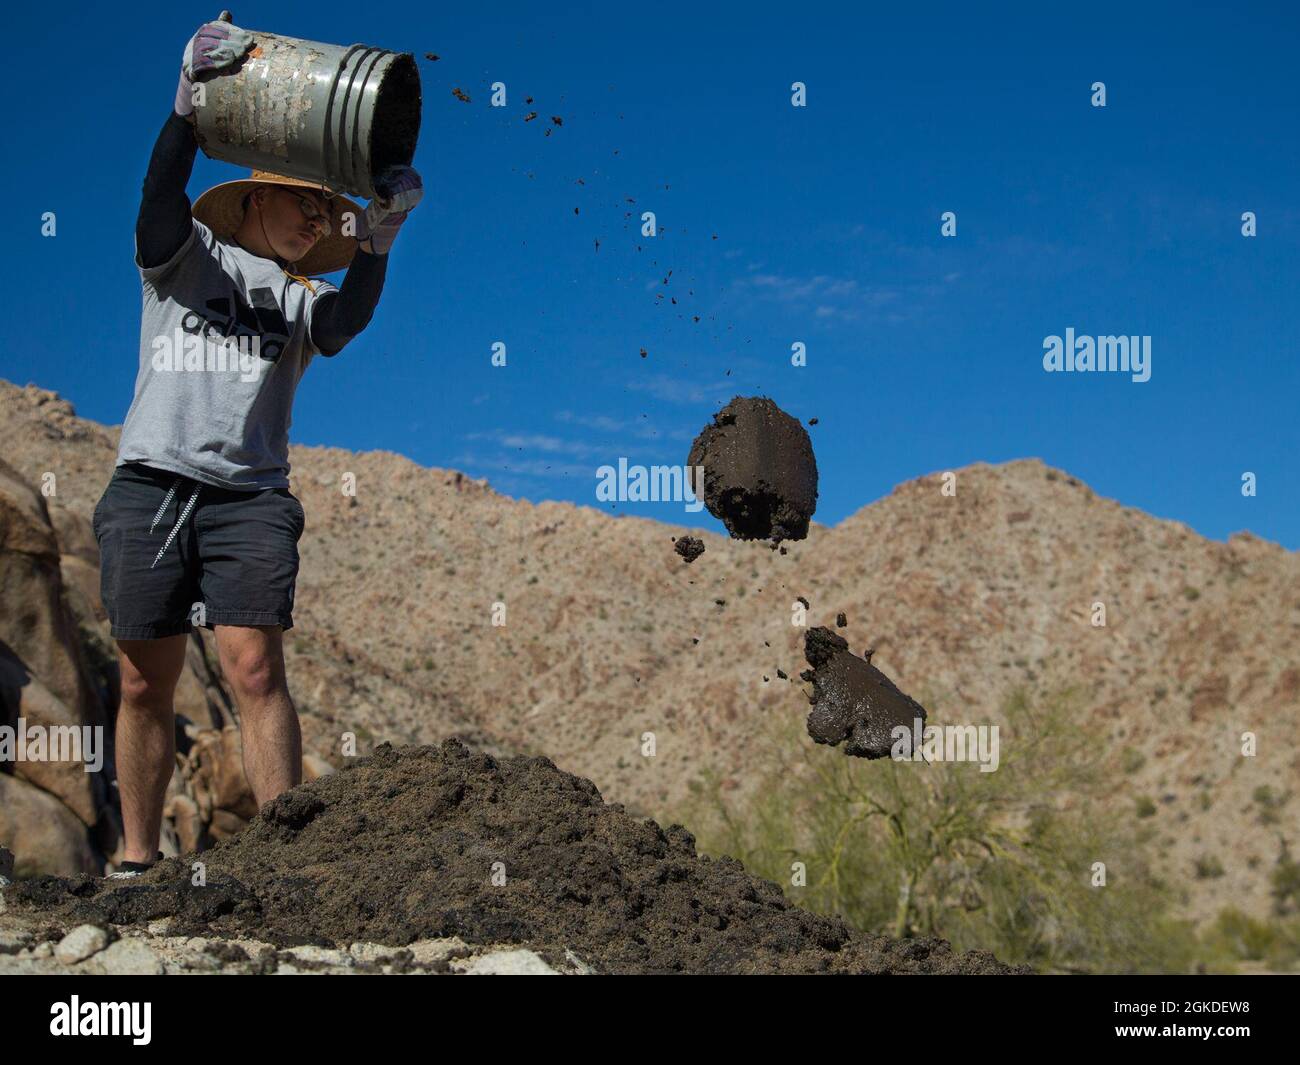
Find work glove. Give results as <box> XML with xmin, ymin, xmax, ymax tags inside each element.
<box><xmin>357</xmin><ymin>166</ymin><xmax>423</xmax><ymax>254</ymax></box>
<box><xmin>175</xmin><ymin>14</ymin><xmax>255</xmax><ymax>118</ymax></box>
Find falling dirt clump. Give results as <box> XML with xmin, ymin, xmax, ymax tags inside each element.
<box><xmin>687</xmin><ymin>396</ymin><xmax>818</xmax><ymax>543</ymax></box>
<box><xmin>802</xmin><ymin>628</ymin><xmax>928</xmax><ymax>759</ymax></box>
<box><xmin>673</xmin><ymin>536</ymin><xmax>705</xmax><ymax>563</ymax></box>
<box><xmin>836</xmin><ymin>612</ymin><xmax>847</xmax><ymax>628</ymax></box>
<box><xmin>8</xmin><ymin>742</ymin><xmax>1016</xmax><ymax>974</ymax></box>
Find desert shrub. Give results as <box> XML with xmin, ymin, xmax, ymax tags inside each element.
<box><xmin>1201</xmin><ymin>908</ymin><xmax>1300</xmax><ymax>969</ymax></box>
<box><xmin>677</xmin><ymin>688</ymin><xmax>1199</xmax><ymax>973</ymax></box>
<box><xmin>1194</xmin><ymin>855</ymin><xmax>1225</xmax><ymax>880</ymax></box>
<box><xmin>1120</xmin><ymin>747</ymin><xmax>1146</xmax><ymax>775</ymax></box>
<box><xmin>1252</xmin><ymin>785</ymin><xmax>1290</xmax><ymax>826</ymax></box>
<box><xmin>1272</xmin><ymin>841</ymin><xmax>1300</xmax><ymax>917</ymax></box>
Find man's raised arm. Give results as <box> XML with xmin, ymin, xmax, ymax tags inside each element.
<box><xmin>137</xmin><ymin>20</ymin><xmax>254</xmax><ymax>269</ymax></box>
<box><xmin>310</xmin><ymin>166</ymin><xmax>423</xmax><ymax>356</ymax></box>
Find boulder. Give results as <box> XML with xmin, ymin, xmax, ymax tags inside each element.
<box><xmin>0</xmin><ymin>458</ymin><xmax>101</xmax><ymax>727</ymax></box>
<box><xmin>0</xmin><ymin>669</ymin><xmax>101</xmax><ymax>824</ymax></box>
<box><xmin>0</xmin><ymin>772</ymin><xmax>99</xmax><ymax>876</ymax></box>
<box><xmin>186</xmin><ymin>726</ymin><xmax>257</xmax><ymax>823</ymax></box>
<box><xmin>303</xmin><ymin>754</ymin><xmax>336</xmax><ymax>781</ymax></box>
<box><xmin>164</xmin><ymin>793</ymin><xmax>204</xmax><ymax>855</ymax></box>
<box><xmin>49</xmin><ymin>504</ymin><xmax>98</xmax><ymax>566</ymax></box>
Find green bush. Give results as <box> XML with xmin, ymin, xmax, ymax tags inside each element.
<box><xmin>1201</xmin><ymin>908</ymin><xmax>1300</xmax><ymax>968</ymax></box>
<box><xmin>676</xmin><ymin>688</ymin><xmax>1200</xmax><ymax>973</ymax></box>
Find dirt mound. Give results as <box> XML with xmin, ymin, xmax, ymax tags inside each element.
<box><xmin>803</xmin><ymin>627</ymin><xmax>929</xmax><ymax>758</ymax></box>
<box><xmin>9</xmin><ymin>742</ymin><xmax>1018</xmax><ymax>974</ymax></box>
<box><xmin>688</xmin><ymin>396</ymin><xmax>818</xmax><ymax>542</ymax></box>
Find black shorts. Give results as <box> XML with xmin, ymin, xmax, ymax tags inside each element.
<box><xmin>93</xmin><ymin>462</ymin><xmax>305</xmax><ymax>640</ymax></box>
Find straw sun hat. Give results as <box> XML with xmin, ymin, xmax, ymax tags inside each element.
<box><xmin>192</xmin><ymin>170</ymin><xmax>363</xmax><ymax>275</ymax></box>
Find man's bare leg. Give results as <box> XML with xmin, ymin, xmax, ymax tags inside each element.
<box><xmin>214</xmin><ymin>624</ymin><xmax>301</xmax><ymax>805</ymax></box>
<box><xmin>116</xmin><ymin>635</ymin><xmax>188</xmax><ymax>864</ymax></box>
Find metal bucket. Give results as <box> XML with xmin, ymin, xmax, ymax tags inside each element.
<box><xmin>193</xmin><ymin>28</ymin><xmax>421</xmax><ymax>200</ymax></box>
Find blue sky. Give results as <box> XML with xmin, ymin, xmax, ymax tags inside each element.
<box><xmin>5</xmin><ymin>2</ymin><xmax>1298</xmax><ymax>547</ymax></box>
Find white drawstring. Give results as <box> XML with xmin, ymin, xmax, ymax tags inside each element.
<box><xmin>149</xmin><ymin>479</ymin><xmax>180</xmax><ymax>533</ymax></box>
<box><xmin>150</xmin><ymin>478</ymin><xmax>201</xmax><ymax>569</ymax></box>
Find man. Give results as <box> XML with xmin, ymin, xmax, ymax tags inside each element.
<box><xmin>94</xmin><ymin>19</ymin><xmax>422</xmax><ymax>876</ymax></box>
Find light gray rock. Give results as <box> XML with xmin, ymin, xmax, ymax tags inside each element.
<box><xmin>0</xmin><ymin>927</ymin><xmax>33</xmax><ymax>955</ymax></box>
<box><xmin>407</xmin><ymin>937</ymin><xmax>469</xmax><ymax>965</ymax></box>
<box><xmin>282</xmin><ymin>944</ymin><xmax>354</xmax><ymax>969</ymax></box>
<box><xmin>55</xmin><ymin>924</ymin><xmax>110</xmax><ymax>964</ymax></box>
<box><xmin>348</xmin><ymin>942</ymin><xmax>396</xmax><ymax>964</ymax></box>
<box><xmin>96</xmin><ymin>938</ymin><xmax>164</xmax><ymax>975</ymax></box>
<box><xmin>453</xmin><ymin>948</ymin><xmax>559</xmax><ymax>975</ymax></box>
<box><xmin>178</xmin><ymin>950</ymin><xmax>223</xmax><ymax>973</ymax></box>
<box><xmin>564</xmin><ymin>949</ymin><xmax>596</xmax><ymax>974</ymax></box>
<box><xmin>0</xmin><ymin>954</ymin><xmax>63</xmax><ymax>974</ymax></box>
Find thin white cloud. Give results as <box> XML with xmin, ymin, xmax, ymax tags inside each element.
<box><xmin>464</xmin><ymin>430</ymin><xmax>600</xmax><ymax>458</ymax></box>
<box><xmin>452</xmin><ymin>452</ymin><xmax>591</xmax><ymax>480</ymax></box>
<box><xmin>555</xmin><ymin>410</ymin><xmax>626</xmax><ymax>433</ymax></box>
<box><xmin>625</xmin><ymin>373</ymin><xmax>737</xmax><ymax>405</ymax></box>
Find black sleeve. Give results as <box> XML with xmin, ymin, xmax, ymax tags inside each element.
<box><xmin>310</xmin><ymin>248</ymin><xmax>389</xmax><ymax>356</ymax></box>
<box><xmin>136</xmin><ymin>112</ymin><xmax>199</xmax><ymax>270</ymax></box>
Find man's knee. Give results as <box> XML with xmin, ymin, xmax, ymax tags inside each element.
<box><xmin>119</xmin><ymin>669</ymin><xmax>174</xmax><ymax>712</ymax></box>
<box><xmin>222</xmin><ymin>632</ymin><xmax>287</xmax><ymax>703</ymax></box>
<box><xmin>117</xmin><ymin>638</ymin><xmax>185</xmax><ymax>712</ymax></box>
<box><xmin>230</xmin><ymin>657</ymin><xmax>282</xmax><ymax>701</ymax></box>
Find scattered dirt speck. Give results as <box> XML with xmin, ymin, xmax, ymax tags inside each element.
<box><xmin>674</xmin><ymin>536</ymin><xmax>705</xmax><ymax>564</ymax></box>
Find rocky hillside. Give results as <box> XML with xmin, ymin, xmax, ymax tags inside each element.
<box><xmin>0</xmin><ymin>378</ymin><xmax>1296</xmax><ymax>925</ymax></box>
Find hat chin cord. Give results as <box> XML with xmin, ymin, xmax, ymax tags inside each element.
<box><xmin>255</xmin><ymin>197</ymin><xmax>296</xmax><ymax>269</ymax></box>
